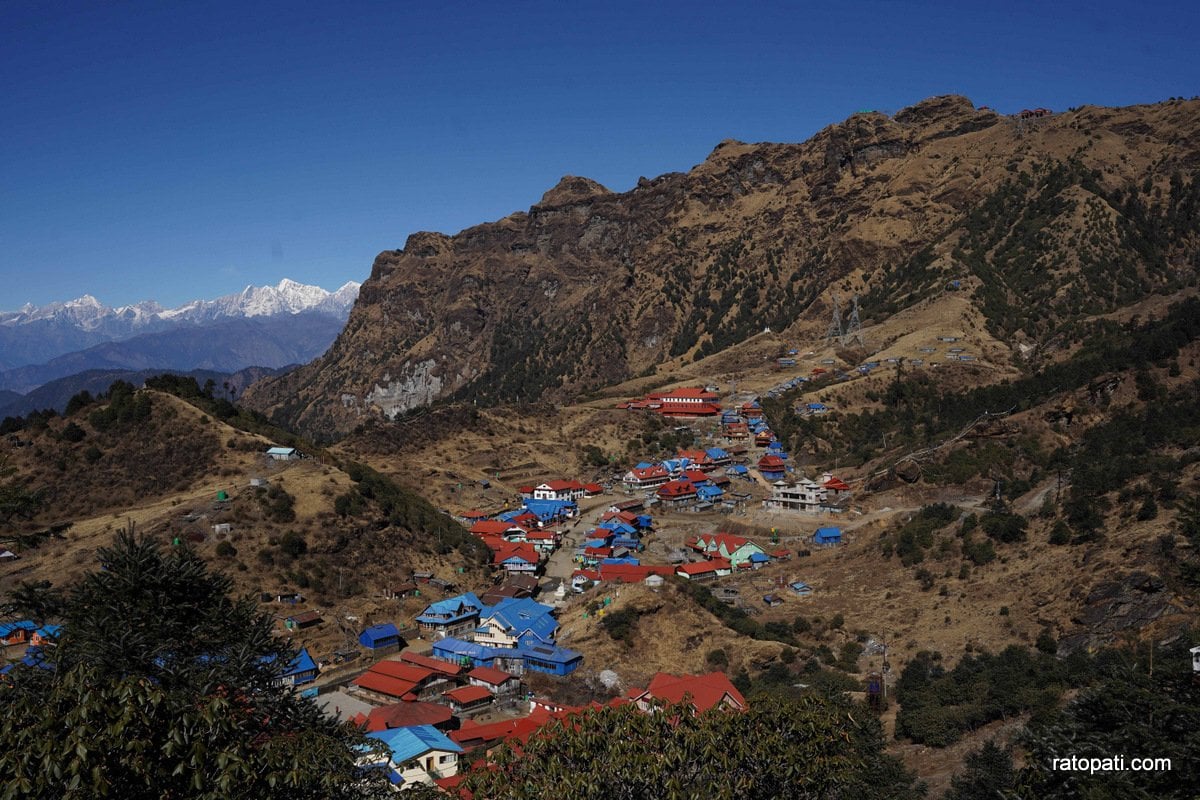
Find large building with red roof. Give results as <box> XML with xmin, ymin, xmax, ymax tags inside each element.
<box><xmin>356</xmin><ymin>701</ymin><xmax>455</xmax><ymax>732</ymax></box>
<box><xmin>622</xmin><ymin>465</ymin><xmax>670</xmax><ymax>490</ymax></box>
<box><xmin>619</xmin><ymin>386</ymin><xmax>722</xmax><ymax>418</ymax></box>
<box><xmin>628</xmin><ymin>671</ymin><xmax>747</xmax><ymax>714</ymax></box>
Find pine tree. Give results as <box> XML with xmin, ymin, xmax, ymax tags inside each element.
<box><xmin>0</xmin><ymin>530</ymin><xmax>388</xmax><ymax>800</ymax></box>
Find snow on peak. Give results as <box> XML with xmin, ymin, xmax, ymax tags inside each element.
<box><xmin>1</xmin><ymin>278</ymin><xmax>359</xmax><ymax>330</ymax></box>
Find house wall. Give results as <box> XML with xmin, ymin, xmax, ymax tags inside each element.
<box><xmin>474</xmin><ymin>621</ymin><xmax>520</xmax><ymax>648</ymax></box>
<box><xmin>418</xmin><ymin>617</ymin><xmax>478</xmax><ymax>639</ymax></box>
<box><xmin>394</xmin><ymin>750</ymin><xmax>459</xmax><ymax>785</ymax></box>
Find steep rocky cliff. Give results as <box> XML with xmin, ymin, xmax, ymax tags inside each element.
<box><xmin>243</xmin><ymin>95</ymin><xmax>1200</xmax><ymax>438</ymax></box>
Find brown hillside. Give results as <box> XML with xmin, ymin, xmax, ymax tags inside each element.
<box><xmin>243</xmin><ymin>96</ymin><xmax>1200</xmax><ymax>438</ymax></box>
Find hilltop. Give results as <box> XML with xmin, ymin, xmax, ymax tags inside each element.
<box><xmin>0</xmin><ymin>380</ymin><xmax>488</xmax><ymax>662</ymax></box>
<box><xmin>243</xmin><ymin>95</ymin><xmax>1200</xmax><ymax>439</ymax></box>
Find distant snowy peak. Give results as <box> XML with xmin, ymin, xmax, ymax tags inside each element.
<box><xmin>187</xmin><ymin>279</ymin><xmax>359</xmax><ymax>320</ymax></box>
<box><xmin>2</xmin><ymin>279</ymin><xmax>360</xmax><ymax>329</ymax></box>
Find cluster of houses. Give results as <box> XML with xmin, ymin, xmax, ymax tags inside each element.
<box><xmin>457</xmin><ymin>478</ymin><xmax>605</xmax><ymax>575</ymax></box>
<box><xmin>574</xmin><ymin>503</ymin><xmax>656</xmax><ymax>569</ymax></box>
<box><xmin>415</xmin><ymin>592</ymin><xmax>582</xmax><ymax>677</ymax></box>
<box><xmin>623</xmin><ymin>450</ymin><xmax>756</xmax><ymax>514</ymax></box>
<box><xmin>0</xmin><ymin>620</ymin><xmax>60</xmax><ymax>675</ymax></box>
<box><xmin>355</xmin><ymin>669</ymin><xmax>747</xmax><ymax>790</ymax></box>
<box><xmin>570</xmin><ymin>527</ymin><xmax>790</xmax><ymax>589</ymax></box>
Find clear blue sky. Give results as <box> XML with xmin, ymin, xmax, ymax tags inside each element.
<box><xmin>2</xmin><ymin>0</ymin><xmax>1197</xmax><ymax>308</ymax></box>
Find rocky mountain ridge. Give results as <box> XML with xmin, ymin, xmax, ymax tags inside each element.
<box><xmin>0</xmin><ymin>279</ymin><xmax>359</xmax><ymax>372</ymax></box>
<box><xmin>242</xmin><ymin>95</ymin><xmax>1200</xmax><ymax>439</ymax></box>
<box><xmin>0</xmin><ymin>280</ymin><xmax>360</xmax><ymax>394</ymax></box>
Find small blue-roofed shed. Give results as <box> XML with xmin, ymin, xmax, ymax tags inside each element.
<box><xmin>358</xmin><ymin>622</ymin><xmax>402</xmax><ymax>651</ymax></box>
<box><xmin>814</xmin><ymin>527</ymin><xmax>842</xmax><ymax>546</ymax></box>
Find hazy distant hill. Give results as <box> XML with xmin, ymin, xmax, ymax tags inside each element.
<box><xmin>242</xmin><ymin>95</ymin><xmax>1200</xmax><ymax>438</ymax></box>
<box><xmin>0</xmin><ymin>365</ymin><xmax>288</xmax><ymax>418</ymax></box>
<box><xmin>0</xmin><ymin>280</ymin><xmax>358</xmax><ymax>394</ymax></box>
<box><xmin>0</xmin><ymin>312</ymin><xmax>346</xmax><ymax>395</ymax></box>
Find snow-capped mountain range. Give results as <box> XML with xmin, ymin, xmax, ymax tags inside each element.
<box><xmin>0</xmin><ymin>279</ymin><xmax>361</xmax><ymax>393</ymax></box>
<box><xmin>2</xmin><ymin>279</ymin><xmax>360</xmax><ymax>333</ymax></box>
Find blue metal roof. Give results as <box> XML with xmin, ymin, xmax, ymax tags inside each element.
<box><xmin>815</xmin><ymin>527</ymin><xmax>842</xmax><ymax>542</ymax></box>
<box><xmin>514</xmin><ymin>640</ymin><xmax>582</xmax><ymax>665</ymax></box>
<box><xmin>432</xmin><ymin>637</ymin><xmax>494</xmax><ymax>661</ymax></box>
<box><xmin>358</xmin><ymin>623</ymin><xmax>401</xmax><ymax>648</ymax></box>
<box><xmin>523</xmin><ymin>498</ymin><xmax>577</xmax><ymax>520</ymax></box>
<box><xmin>415</xmin><ymin>592</ymin><xmax>484</xmax><ymax>625</ymax></box>
<box><xmin>432</xmin><ymin>635</ymin><xmax>582</xmax><ymax>669</ymax></box>
<box><xmin>696</xmin><ymin>485</ymin><xmax>724</xmax><ymax>500</ymax></box>
<box><xmin>484</xmin><ymin>598</ymin><xmax>558</xmax><ymax>640</ymax></box>
<box><xmin>0</xmin><ymin>620</ymin><xmax>38</xmax><ymax>637</ymax></box>
<box><xmin>748</xmin><ymin>552</ymin><xmax>770</xmax><ymax>563</ymax></box>
<box><xmin>368</xmin><ymin>724</ymin><xmax>463</xmax><ymax>764</ymax></box>
<box><xmin>597</xmin><ymin>520</ymin><xmax>636</xmax><ymax>535</ymax></box>
<box><xmin>727</xmin><ymin>465</ymin><xmax>749</xmax><ymax>474</ymax></box>
<box><xmin>705</xmin><ymin>448</ymin><xmax>730</xmax><ymax>459</ymax></box>
<box><xmin>284</xmin><ymin>647</ymin><xmax>318</xmax><ymax>677</ymax></box>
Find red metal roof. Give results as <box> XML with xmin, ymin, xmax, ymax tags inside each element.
<box><xmin>443</xmin><ymin>685</ymin><xmax>493</xmax><ymax>705</ymax></box>
<box><xmin>367</xmin><ymin>661</ymin><xmax>436</xmax><ymax>684</ymax></box>
<box><xmin>490</xmin><ymin>541</ymin><xmax>539</xmax><ymax>565</ymax></box>
<box><xmin>823</xmin><ymin>476</ymin><xmax>851</xmax><ymax>491</ymax></box>
<box><xmin>450</xmin><ymin>717</ymin><xmax>523</xmax><ymax>746</ymax></box>
<box><xmin>597</xmin><ymin>563</ymin><xmax>676</xmax><ymax>583</ymax></box>
<box><xmin>471</xmin><ymin>520</ymin><xmax>514</xmax><ymax>535</ymax></box>
<box><xmin>362</xmin><ymin>701</ymin><xmax>454</xmax><ymax>731</ymax></box>
<box><xmin>353</xmin><ymin>671</ymin><xmax>420</xmax><ymax>698</ymax></box>
<box><xmin>635</xmin><ymin>671</ymin><xmax>747</xmax><ymax>713</ymax></box>
<box><xmin>469</xmin><ymin>666</ymin><xmax>516</xmax><ymax>686</ymax></box>
<box><xmin>657</xmin><ymin>402</ymin><xmax>722</xmax><ymax>416</ymax></box>
<box><xmin>541</xmin><ymin>479</ymin><xmax>584</xmax><ymax>491</ymax></box>
<box><xmin>657</xmin><ymin>480</ymin><xmax>697</xmax><ymax>498</ymax></box>
<box><xmin>631</xmin><ymin>466</ymin><xmax>669</xmax><ymax>480</ymax></box>
<box><xmin>758</xmin><ymin>455</ymin><xmax>786</xmax><ymax>469</ymax></box>
<box><xmin>399</xmin><ymin>651</ymin><xmax>463</xmax><ymax>676</ymax></box>
<box><xmin>676</xmin><ymin>561</ymin><xmax>722</xmax><ymax>576</ymax></box>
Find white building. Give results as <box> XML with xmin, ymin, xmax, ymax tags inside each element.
<box><xmin>764</xmin><ymin>478</ymin><xmax>828</xmax><ymax>512</ymax></box>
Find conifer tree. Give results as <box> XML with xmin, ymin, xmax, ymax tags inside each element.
<box><xmin>0</xmin><ymin>530</ymin><xmax>387</xmax><ymax>800</ymax></box>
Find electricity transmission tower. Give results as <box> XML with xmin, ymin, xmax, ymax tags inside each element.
<box><xmin>843</xmin><ymin>294</ymin><xmax>865</xmax><ymax>346</ymax></box>
<box><xmin>824</xmin><ymin>294</ymin><xmax>844</xmax><ymax>342</ymax></box>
